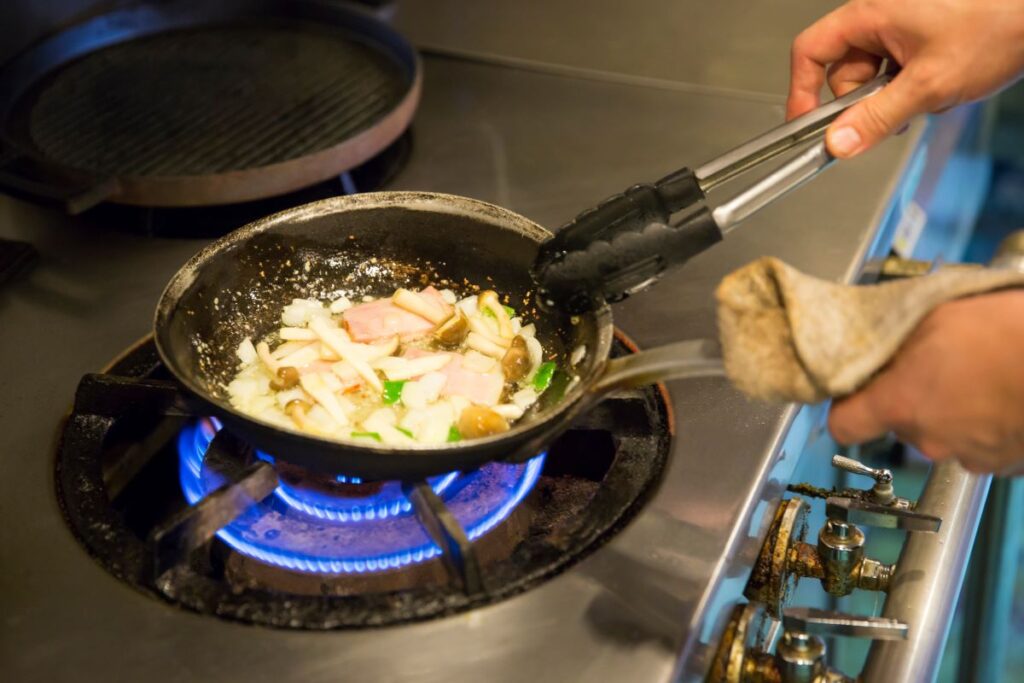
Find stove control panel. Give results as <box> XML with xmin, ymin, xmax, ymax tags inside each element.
<box><xmin>744</xmin><ymin>454</ymin><xmax>941</xmax><ymax>618</ymax></box>
<box><xmin>710</xmin><ymin>454</ymin><xmax>945</xmax><ymax>681</ymax></box>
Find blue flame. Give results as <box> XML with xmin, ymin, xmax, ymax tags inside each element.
<box><xmin>176</xmin><ymin>418</ymin><xmax>544</xmax><ymax>574</ymax></box>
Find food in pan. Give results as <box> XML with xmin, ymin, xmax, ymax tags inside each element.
<box><xmin>227</xmin><ymin>287</ymin><xmax>579</xmax><ymax>445</ymax></box>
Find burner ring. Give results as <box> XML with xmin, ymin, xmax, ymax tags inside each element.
<box><xmin>178</xmin><ymin>417</ymin><xmax>545</xmax><ymax>575</ymax></box>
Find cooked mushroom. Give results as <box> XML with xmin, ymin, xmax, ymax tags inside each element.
<box><xmin>501</xmin><ymin>335</ymin><xmax>531</xmax><ymax>381</ymax></box>
<box><xmin>393</xmin><ymin>288</ymin><xmax>449</xmax><ymax>324</ymax></box>
<box><xmin>478</xmin><ymin>290</ymin><xmax>513</xmax><ymax>338</ymax></box>
<box><xmin>285</xmin><ymin>398</ymin><xmax>313</xmax><ymax>430</ymax></box>
<box><xmin>270</xmin><ymin>366</ymin><xmax>300</xmax><ymax>390</ymax></box>
<box><xmin>458</xmin><ymin>405</ymin><xmax>510</xmax><ymax>439</ymax></box>
<box><xmin>434</xmin><ymin>311</ymin><xmax>469</xmax><ymax>347</ymax></box>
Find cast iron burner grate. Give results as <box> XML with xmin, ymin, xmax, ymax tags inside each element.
<box><xmin>56</xmin><ymin>334</ymin><xmax>671</xmax><ymax>629</ymax></box>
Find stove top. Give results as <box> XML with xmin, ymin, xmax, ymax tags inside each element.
<box><xmin>0</xmin><ymin>12</ymin><xmax>938</xmax><ymax>681</ymax></box>
<box><xmin>57</xmin><ymin>335</ymin><xmax>671</xmax><ymax>629</ymax></box>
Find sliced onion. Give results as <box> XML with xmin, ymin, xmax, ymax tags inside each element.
<box><xmin>466</xmin><ymin>332</ymin><xmax>508</xmax><ymax>359</ymax></box>
<box><xmin>276</xmin><ymin>343</ymin><xmax>321</xmax><ymax>369</ymax></box>
<box><xmin>236</xmin><ymin>337</ymin><xmax>258</xmax><ymax>365</ymax></box>
<box><xmin>400</xmin><ymin>380</ymin><xmax>429</xmax><ymax>410</ymax></box>
<box><xmin>492</xmin><ymin>403</ymin><xmax>525</xmax><ymax>421</ymax></box>
<box><xmin>329</xmin><ymin>296</ymin><xmax>352</xmax><ymax>313</ymax></box>
<box><xmin>279</xmin><ymin>327</ymin><xmax>318</xmax><ymax>341</ymax></box>
<box><xmin>455</xmin><ymin>295</ymin><xmax>478</xmax><ymax>317</ymax></box>
<box><xmin>373</xmin><ymin>353</ymin><xmax>452</xmax><ymax>381</ymax></box>
<box><xmin>462</xmin><ymin>349</ymin><xmax>497</xmax><ymax>373</ymax></box>
<box><xmin>309</xmin><ymin>317</ymin><xmax>382</xmax><ymax>392</ymax></box>
<box><xmin>416</xmin><ymin>403</ymin><xmax>455</xmax><ymax>444</ymax></box>
<box><xmin>299</xmin><ymin>373</ymin><xmax>350</xmax><ymax>427</ymax></box>
<box><xmin>512</xmin><ymin>387</ymin><xmax>539</xmax><ymax>409</ymax></box>
<box><xmin>467</xmin><ymin>316</ymin><xmax>510</xmax><ymax>348</ymax></box>
<box><xmin>271</xmin><ymin>340</ymin><xmax>313</xmax><ymax>360</ymax></box>
<box><xmin>393</xmin><ymin>288</ymin><xmax>449</xmax><ymax>325</ymax></box>
<box><xmin>363</xmin><ymin>407</ymin><xmax>398</xmax><ymax>433</ymax></box>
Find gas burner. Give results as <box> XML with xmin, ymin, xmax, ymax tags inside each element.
<box><xmin>178</xmin><ymin>417</ymin><xmax>545</xmax><ymax>575</ymax></box>
<box><xmin>56</xmin><ymin>334</ymin><xmax>671</xmax><ymax>629</ymax></box>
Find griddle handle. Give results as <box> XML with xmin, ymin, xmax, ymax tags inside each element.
<box><xmin>0</xmin><ymin>151</ymin><xmax>117</xmax><ymax>214</ymax></box>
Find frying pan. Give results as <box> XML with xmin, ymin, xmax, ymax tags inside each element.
<box><xmin>155</xmin><ymin>192</ymin><xmax>723</xmax><ymax>480</ymax></box>
<box><xmin>155</xmin><ymin>76</ymin><xmax>892</xmax><ymax>481</ymax></box>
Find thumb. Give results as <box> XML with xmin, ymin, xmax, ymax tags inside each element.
<box><xmin>828</xmin><ymin>376</ymin><xmax>899</xmax><ymax>445</ymax></box>
<box><xmin>825</xmin><ymin>68</ymin><xmax>928</xmax><ymax>158</ymax></box>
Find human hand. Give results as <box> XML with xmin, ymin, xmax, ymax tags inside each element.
<box><xmin>829</xmin><ymin>289</ymin><xmax>1024</xmax><ymax>475</ymax></box>
<box><xmin>788</xmin><ymin>0</ymin><xmax>1024</xmax><ymax>158</ymax></box>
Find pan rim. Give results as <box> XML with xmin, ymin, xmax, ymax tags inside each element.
<box><xmin>153</xmin><ymin>191</ymin><xmax>614</xmax><ymax>461</ymax></box>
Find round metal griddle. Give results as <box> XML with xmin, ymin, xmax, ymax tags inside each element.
<box><xmin>0</xmin><ymin>1</ymin><xmax>421</xmax><ymax>212</ymax></box>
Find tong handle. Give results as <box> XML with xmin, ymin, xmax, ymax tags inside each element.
<box><xmin>695</xmin><ymin>73</ymin><xmax>892</xmax><ymax>191</ymax></box>
<box><xmin>532</xmin><ymin>73</ymin><xmax>893</xmax><ymax>313</ymax></box>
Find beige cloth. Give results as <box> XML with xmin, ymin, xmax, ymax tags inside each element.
<box><xmin>715</xmin><ymin>257</ymin><xmax>1024</xmax><ymax>403</ymax></box>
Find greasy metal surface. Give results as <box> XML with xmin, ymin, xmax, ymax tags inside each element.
<box><xmin>744</xmin><ymin>497</ymin><xmax>810</xmax><ymax>618</ymax></box>
<box><xmin>0</xmin><ymin>1</ymin><xmax>421</xmax><ymax>206</ymax></box>
<box><xmin>2</xmin><ymin>38</ymin><xmax>922</xmax><ymax>683</ymax></box>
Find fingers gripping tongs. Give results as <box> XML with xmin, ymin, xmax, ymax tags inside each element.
<box><xmin>532</xmin><ymin>74</ymin><xmax>892</xmax><ymax>314</ymax></box>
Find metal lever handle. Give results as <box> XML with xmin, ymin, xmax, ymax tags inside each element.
<box><xmin>826</xmin><ymin>496</ymin><xmax>942</xmax><ymax>532</ymax></box>
<box><xmin>832</xmin><ymin>454</ymin><xmax>893</xmax><ymax>485</ymax></box>
<box><xmin>711</xmin><ymin>141</ymin><xmax>834</xmax><ymax>233</ymax></box>
<box><xmin>695</xmin><ymin>73</ymin><xmax>892</xmax><ymax>191</ymax></box>
<box><xmin>783</xmin><ymin>607</ymin><xmax>908</xmax><ymax>641</ymax></box>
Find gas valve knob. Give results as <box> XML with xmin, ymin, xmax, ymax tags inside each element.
<box><xmin>825</xmin><ymin>496</ymin><xmax>942</xmax><ymax>533</ymax></box>
<box><xmin>830</xmin><ymin>454</ymin><xmax>906</xmax><ymax>507</ymax></box>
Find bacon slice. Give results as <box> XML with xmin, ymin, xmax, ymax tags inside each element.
<box><xmin>441</xmin><ymin>354</ymin><xmax>504</xmax><ymax>406</ymax></box>
<box><xmin>342</xmin><ymin>287</ymin><xmax>451</xmax><ymax>343</ymax></box>
<box><xmin>405</xmin><ymin>348</ymin><xmax>503</xmax><ymax>406</ymax></box>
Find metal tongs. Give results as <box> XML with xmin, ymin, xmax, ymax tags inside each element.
<box><xmin>532</xmin><ymin>74</ymin><xmax>893</xmax><ymax>313</ymax></box>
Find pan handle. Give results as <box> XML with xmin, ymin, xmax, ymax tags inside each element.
<box><xmin>590</xmin><ymin>338</ymin><xmax>725</xmax><ymax>396</ymax></box>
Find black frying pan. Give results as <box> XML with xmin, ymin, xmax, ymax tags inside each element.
<box><xmin>154</xmin><ymin>192</ymin><xmax>723</xmax><ymax>480</ymax></box>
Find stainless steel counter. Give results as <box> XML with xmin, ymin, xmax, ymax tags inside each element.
<box><xmin>0</xmin><ymin>4</ymin><xmax>938</xmax><ymax>682</ymax></box>
<box><xmin>392</xmin><ymin>0</ymin><xmax>842</xmax><ymax>99</ymax></box>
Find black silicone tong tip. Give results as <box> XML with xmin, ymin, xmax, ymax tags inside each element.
<box><xmin>532</xmin><ymin>167</ymin><xmax>717</xmax><ymax>315</ymax></box>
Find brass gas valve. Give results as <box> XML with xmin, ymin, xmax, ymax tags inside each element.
<box><xmin>746</xmin><ymin>456</ymin><xmax>941</xmax><ymax>617</ymax></box>
<box><xmin>708</xmin><ymin>603</ymin><xmax>908</xmax><ymax>683</ymax></box>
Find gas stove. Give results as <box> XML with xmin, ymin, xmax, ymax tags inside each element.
<box><xmin>57</xmin><ymin>335</ymin><xmax>671</xmax><ymax>629</ymax></box>
<box><xmin>0</xmin><ymin>3</ymin><xmax>999</xmax><ymax>682</ymax></box>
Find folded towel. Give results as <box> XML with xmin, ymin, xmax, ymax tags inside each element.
<box><xmin>715</xmin><ymin>257</ymin><xmax>1024</xmax><ymax>403</ymax></box>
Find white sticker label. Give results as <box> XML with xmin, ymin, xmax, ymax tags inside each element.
<box><xmin>892</xmin><ymin>200</ymin><xmax>927</xmax><ymax>258</ymax></box>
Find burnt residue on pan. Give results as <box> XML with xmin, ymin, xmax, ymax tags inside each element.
<box><xmin>157</xmin><ymin>192</ymin><xmax>585</xmax><ymax>409</ymax></box>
